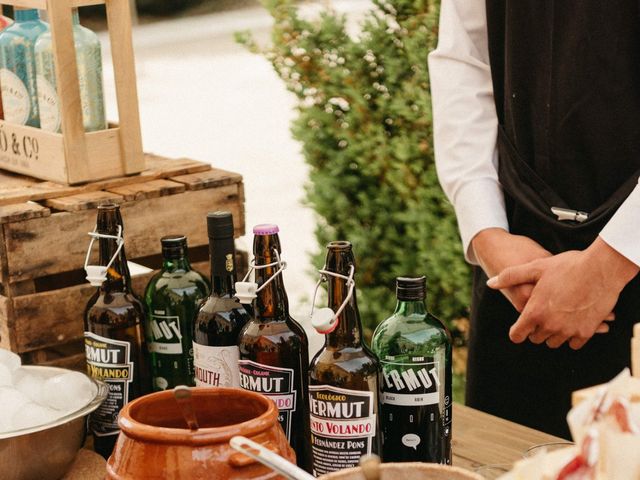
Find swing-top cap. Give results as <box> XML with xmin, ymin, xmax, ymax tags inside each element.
<box><xmin>253</xmin><ymin>224</ymin><xmax>279</xmax><ymax>235</ymax></box>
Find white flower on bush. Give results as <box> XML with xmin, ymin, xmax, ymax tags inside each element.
<box><xmin>328</xmin><ymin>97</ymin><xmax>350</xmax><ymax>111</ymax></box>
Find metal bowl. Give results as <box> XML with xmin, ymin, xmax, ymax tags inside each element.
<box><xmin>0</xmin><ymin>365</ymin><xmax>107</xmax><ymax>480</ymax></box>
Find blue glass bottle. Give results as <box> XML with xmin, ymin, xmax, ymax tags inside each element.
<box><xmin>35</xmin><ymin>9</ymin><xmax>106</xmax><ymax>132</ymax></box>
<box><xmin>0</xmin><ymin>9</ymin><xmax>48</xmax><ymax>127</ymax></box>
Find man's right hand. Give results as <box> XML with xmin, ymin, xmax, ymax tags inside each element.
<box><xmin>471</xmin><ymin>228</ymin><xmax>551</xmax><ymax>312</ymax></box>
<box><xmin>472</xmin><ymin>228</ymin><xmax>612</xmax><ymax>337</ymax></box>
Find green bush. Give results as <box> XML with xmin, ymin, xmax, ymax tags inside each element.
<box><xmin>238</xmin><ymin>0</ymin><xmax>471</xmax><ymax>338</ymax></box>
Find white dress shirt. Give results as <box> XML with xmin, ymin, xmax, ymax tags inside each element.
<box><xmin>428</xmin><ymin>0</ymin><xmax>640</xmax><ymax>267</ymax></box>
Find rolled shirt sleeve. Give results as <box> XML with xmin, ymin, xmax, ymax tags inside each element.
<box><xmin>428</xmin><ymin>0</ymin><xmax>508</xmax><ymax>265</ymax></box>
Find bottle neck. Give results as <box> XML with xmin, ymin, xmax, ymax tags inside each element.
<box><xmin>325</xmin><ymin>273</ymin><xmax>363</xmax><ymax>349</ymax></box>
<box><xmin>209</xmin><ymin>236</ymin><xmax>236</xmax><ymax>297</ymax></box>
<box><xmin>162</xmin><ymin>256</ymin><xmax>191</xmax><ymax>273</ymax></box>
<box><xmin>98</xmin><ymin>237</ymin><xmax>131</xmax><ymax>293</ymax></box>
<box><xmin>254</xmin><ymin>254</ymin><xmax>288</xmax><ymax>319</ymax></box>
<box><xmin>15</xmin><ymin>9</ymin><xmax>39</xmax><ymax>22</ymax></box>
<box><xmin>394</xmin><ymin>298</ymin><xmax>427</xmax><ymax>317</ymax></box>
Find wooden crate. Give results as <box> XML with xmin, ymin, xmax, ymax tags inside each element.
<box><xmin>0</xmin><ymin>153</ymin><xmax>246</xmax><ymax>370</ymax></box>
<box><xmin>0</xmin><ymin>0</ymin><xmax>144</xmax><ymax>184</ymax></box>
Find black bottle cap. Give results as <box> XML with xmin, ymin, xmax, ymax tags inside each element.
<box><xmin>396</xmin><ymin>276</ymin><xmax>426</xmax><ymax>301</ymax></box>
<box><xmin>161</xmin><ymin>235</ymin><xmax>187</xmax><ymax>259</ymax></box>
<box><xmin>207</xmin><ymin>211</ymin><xmax>234</xmax><ymax>239</ymax></box>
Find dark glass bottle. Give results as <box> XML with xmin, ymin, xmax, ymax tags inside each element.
<box><xmin>308</xmin><ymin>241</ymin><xmax>381</xmax><ymax>476</ymax></box>
<box><xmin>83</xmin><ymin>204</ymin><xmax>151</xmax><ymax>459</ymax></box>
<box><xmin>237</xmin><ymin>224</ymin><xmax>312</xmax><ymax>472</ymax></box>
<box><xmin>144</xmin><ymin>235</ymin><xmax>210</xmax><ymax>391</ymax></box>
<box><xmin>371</xmin><ymin>277</ymin><xmax>452</xmax><ymax>464</ymax></box>
<box><xmin>192</xmin><ymin>212</ymin><xmax>250</xmax><ymax>387</ymax></box>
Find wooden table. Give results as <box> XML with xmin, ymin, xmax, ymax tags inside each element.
<box><xmin>453</xmin><ymin>403</ymin><xmax>565</xmax><ymax>472</ymax></box>
<box><xmin>67</xmin><ymin>403</ymin><xmax>565</xmax><ymax>477</ymax></box>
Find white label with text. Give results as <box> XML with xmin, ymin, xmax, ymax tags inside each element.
<box><xmin>309</xmin><ymin>385</ymin><xmax>376</xmax><ymax>475</ymax></box>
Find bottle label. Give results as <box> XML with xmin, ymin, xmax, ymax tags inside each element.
<box><xmin>36</xmin><ymin>74</ymin><xmax>60</xmax><ymax>132</ymax></box>
<box><xmin>1</xmin><ymin>69</ymin><xmax>30</xmax><ymax>125</ymax></box>
<box><xmin>381</xmin><ymin>358</ymin><xmax>441</xmax><ymax>406</ymax></box>
<box><xmin>380</xmin><ymin>357</ymin><xmax>451</xmax><ymax>463</ymax></box>
<box><xmin>238</xmin><ymin>360</ymin><xmax>297</xmax><ymax>439</ymax></box>
<box><xmin>148</xmin><ymin>313</ymin><xmax>183</xmax><ymax>355</ymax></box>
<box><xmin>309</xmin><ymin>385</ymin><xmax>377</xmax><ymax>475</ymax></box>
<box><xmin>84</xmin><ymin>332</ymin><xmax>134</xmax><ymax>437</ymax></box>
<box><xmin>193</xmin><ymin>343</ymin><xmax>240</xmax><ymax>387</ymax></box>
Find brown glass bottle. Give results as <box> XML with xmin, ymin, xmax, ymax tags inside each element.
<box><xmin>308</xmin><ymin>241</ymin><xmax>381</xmax><ymax>476</ymax></box>
<box><xmin>237</xmin><ymin>224</ymin><xmax>312</xmax><ymax>472</ymax></box>
<box><xmin>83</xmin><ymin>204</ymin><xmax>151</xmax><ymax>459</ymax></box>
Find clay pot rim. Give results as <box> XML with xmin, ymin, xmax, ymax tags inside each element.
<box><xmin>117</xmin><ymin>387</ymin><xmax>278</xmax><ymax>446</ymax></box>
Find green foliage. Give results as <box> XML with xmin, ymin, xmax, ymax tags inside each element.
<box><xmin>238</xmin><ymin>0</ymin><xmax>471</xmax><ymax>337</ymax></box>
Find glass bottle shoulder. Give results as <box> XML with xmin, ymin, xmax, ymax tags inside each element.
<box><xmin>146</xmin><ymin>269</ymin><xmax>210</xmax><ymax>299</ymax></box>
<box><xmin>0</xmin><ymin>20</ymin><xmax>46</xmax><ymax>44</ymax></box>
<box><xmin>85</xmin><ymin>290</ymin><xmax>145</xmax><ymax>325</ymax></box>
<box><xmin>309</xmin><ymin>345</ymin><xmax>379</xmax><ymax>391</ymax></box>
<box><xmin>34</xmin><ymin>25</ymin><xmax>99</xmax><ymax>51</ymax></box>
<box><xmin>310</xmin><ymin>344</ymin><xmax>378</xmax><ymax>373</ymax></box>
<box><xmin>194</xmin><ymin>294</ymin><xmax>251</xmax><ymax>339</ymax></box>
<box><xmin>196</xmin><ymin>293</ymin><xmax>247</xmax><ymax>317</ymax></box>
<box><xmin>240</xmin><ymin>314</ymin><xmax>308</xmax><ymax>345</ymax></box>
<box><xmin>372</xmin><ymin>312</ymin><xmax>450</xmax><ymax>357</ymax></box>
<box><xmin>74</xmin><ymin>24</ymin><xmax>100</xmax><ymax>47</ymax></box>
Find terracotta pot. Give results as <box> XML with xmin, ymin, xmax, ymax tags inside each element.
<box><xmin>320</xmin><ymin>463</ymin><xmax>484</xmax><ymax>480</ymax></box>
<box><xmin>106</xmin><ymin>387</ymin><xmax>295</xmax><ymax>479</ymax></box>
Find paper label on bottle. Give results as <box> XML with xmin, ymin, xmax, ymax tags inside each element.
<box><xmin>36</xmin><ymin>74</ymin><xmax>60</xmax><ymax>132</ymax></box>
<box><xmin>380</xmin><ymin>357</ymin><xmax>451</xmax><ymax>463</ymax></box>
<box><xmin>238</xmin><ymin>360</ymin><xmax>297</xmax><ymax>439</ymax></box>
<box><xmin>84</xmin><ymin>331</ymin><xmax>134</xmax><ymax>437</ymax></box>
<box><xmin>381</xmin><ymin>358</ymin><xmax>441</xmax><ymax>406</ymax></box>
<box><xmin>148</xmin><ymin>314</ymin><xmax>183</xmax><ymax>355</ymax></box>
<box><xmin>193</xmin><ymin>343</ymin><xmax>240</xmax><ymax>387</ymax></box>
<box><xmin>0</xmin><ymin>69</ymin><xmax>30</xmax><ymax>125</ymax></box>
<box><xmin>309</xmin><ymin>385</ymin><xmax>376</xmax><ymax>475</ymax></box>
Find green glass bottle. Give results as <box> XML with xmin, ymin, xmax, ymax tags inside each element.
<box><xmin>34</xmin><ymin>8</ymin><xmax>106</xmax><ymax>132</ymax></box>
<box><xmin>371</xmin><ymin>276</ymin><xmax>452</xmax><ymax>464</ymax></box>
<box><xmin>144</xmin><ymin>236</ymin><xmax>210</xmax><ymax>391</ymax></box>
<box><xmin>0</xmin><ymin>8</ymin><xmax>48</xmax><ymax>127</ymax></box>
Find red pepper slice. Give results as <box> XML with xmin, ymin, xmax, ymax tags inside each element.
<box><xmin>556</xmin><ymin>456</ymin><xmax>586</xmax><ymax>480</ymax></box>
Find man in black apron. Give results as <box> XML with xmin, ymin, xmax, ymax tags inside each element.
<box><xmin>429</xmin><ymin>1</ymin><xmax>640</xmax><ymax>437</ymax></box>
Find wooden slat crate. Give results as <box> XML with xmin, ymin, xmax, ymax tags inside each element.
<box><xmin>0</xmin><ymin>154</ymin><xmax>246</xmax><ymax>370</ymax></box>
<box><xmin>0</xmin><ymin>0</ymin><xmax>145</xmax><ymax>184</ymax></box>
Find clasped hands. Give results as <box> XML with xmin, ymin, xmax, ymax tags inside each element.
<box><xmin>472</xmin><ymin>228</ymin><xmax>639</xmax><ymax>350</ymax></box>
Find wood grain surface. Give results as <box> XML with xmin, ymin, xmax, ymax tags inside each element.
<box><xmin>61</xmin><ymin>405</ymin><xmax>562</xmax><ymax>478</ymax></box>
<box><xmin>4</xmin><ymin>181</ymin><xmax>243</xmax><ymax>282</ymax></box>
<box><xmin>0</xmin><ymin>154</ymin><xmax>210</xmax><ymax>207</ymax></box>
<box><xmin>452</xmin><ymin>404</ymin><xmax>563</xmax><ymax>472</ymax></box>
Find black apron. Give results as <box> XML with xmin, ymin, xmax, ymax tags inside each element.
<box><xmin>467</xmin><ymin>0</ymin><xmax>640</xmax><ymax>438</ymax></box>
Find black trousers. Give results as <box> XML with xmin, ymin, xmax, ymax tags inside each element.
<box><xmin>466</xmin><ymin>266</ymin><xmax>638</xmax><ymax>438</ymax></box>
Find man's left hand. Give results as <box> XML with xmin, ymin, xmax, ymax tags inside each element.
<box><xmin>487</xmin><ymin>237</ymin><xmax>639</xmax><ymax>350</ymax></box>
